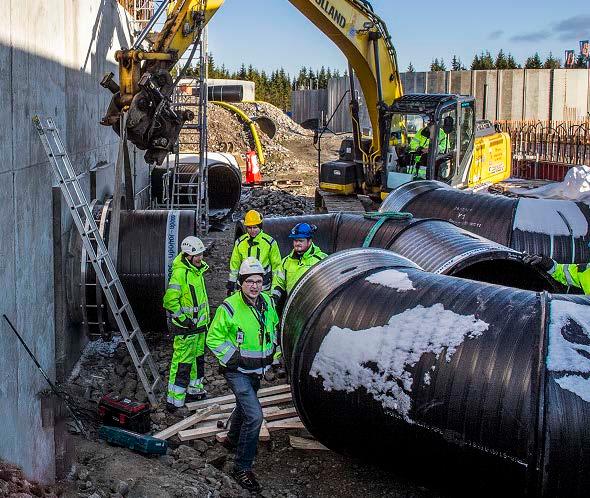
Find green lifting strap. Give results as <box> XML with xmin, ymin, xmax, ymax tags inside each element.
<box><xmin>361</xmin><ymin>211</ymin><xmax>413</xmax><ymax>248</ymax></box>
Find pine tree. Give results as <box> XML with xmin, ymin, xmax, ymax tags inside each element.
<box><xmin>543</xmin><ymin>52</ymin><xmax>561</xmax><ymax>69</ymax></box>
<box><xmin>495</xmin><ymin>50</ymin><xmax>508</xmax><ymax>69</ymax></box>
<box><xmin>480</xmin><ymin>51</ymin><xmax>495</xmax><ymax>69</ymax></box>
<box><xmin>318</xmin><ymin>66</ymin><xmax>328</xmax><ymax>89</ymax></box>
<box><xmin>506</xmin><ymin>53</ymin><xmax>519</xmax><ymax>69</ymax></box>
<box><xmin>470</xmin><ymin>53</ymin><xmax>481</xmax><ymax>70</ymax></box>
<box><xmin>451</xmin><ymin>55</ymin><xmax>463</xmax><ymax>71</ymax></box>
<box><xmin>407</xmin><ymin>62</ymin><xmax>415</xmax><ymax>72</ymax></box>
<box><xmin>430</xmin><ymin>58</ymin><xmax>446</xmax><ymax>71</ymax></box>
<box><xmin>524</xmin><ymin>53</ymin><xmax>542</xmax><ymax>69</ymax></box>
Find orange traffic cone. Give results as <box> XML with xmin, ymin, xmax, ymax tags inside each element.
<box><xmin>245</xmin><ymin>151</ymin><xmax>262</xmax><ymax>184</ymax></box>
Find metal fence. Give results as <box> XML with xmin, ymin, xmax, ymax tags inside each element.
<box><xmin>496</xmin><ymin>120</ymin><xmax>590</xmax><ymax>180</ymax></box>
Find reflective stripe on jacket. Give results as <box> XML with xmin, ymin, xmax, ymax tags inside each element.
<box><xmin>206</xmin><ymin>292</ymin><xmax>280</xmax><ymax>375</ymax></box>
<box><xmin>274</xmin><ymin>242</ymin><xmax>327</xmax><ymax>295</ymax></box>
<box><xmin>163</xmin><ymin>253</ymin><xmax>210</xmax><ymax>332</ymax></box>
<box><xmin>229</xmin><ymin>230</ymin><xmax>283</xmax><ymax>290</ymax></box>
<box><xmin>549</xmin><ymin>261</ymin><xmax>590</xmax><ymax>294</ymax></box>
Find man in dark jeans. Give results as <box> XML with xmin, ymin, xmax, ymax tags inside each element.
<box><xmin>207</xmin><ymin>257</ymin><xmax>280</xmax><ymax>492</ymax></box>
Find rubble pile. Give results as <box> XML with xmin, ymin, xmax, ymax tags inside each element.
<box><xmin>239</xmin><ymin>187</ymin><xmax>314</xmax><ymax>218</ymax></box>
<box><xmin>233</xmin><ymin>102</ymin><xmax>312</xmax><ymax>141</ymax></box>
<box><xmin>0</xmin><ymin>459</ymin><xmax>61</xmax><ymax>497</ymax></box>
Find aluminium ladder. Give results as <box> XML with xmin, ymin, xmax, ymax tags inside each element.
<box><xmin>32</xmin><ymin>115</ymin><xmax>161</xmax><ymax>406</ymax></box>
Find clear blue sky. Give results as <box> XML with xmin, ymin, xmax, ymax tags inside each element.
<box><xmin>205</xmin><ymin>0</ymin><xmax>589</xmax><ymax>75</ymax></box>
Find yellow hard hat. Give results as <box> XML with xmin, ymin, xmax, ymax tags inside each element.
<box><xmin>244</xmin><ymin>210</ymin><xmax>263</xmax><ymax>227</ymax></box>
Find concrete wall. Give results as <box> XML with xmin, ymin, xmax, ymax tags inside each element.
<box><xmin>292</xmin><ymin>69</ymin><xmax>589</xmax><ymax>135</ymax></box>
<box><xmin>401</xmin><ymin>69</ymin><xmax>589</xmax><ymax>121</ymax></box>
<box><xmin>291</xmin><ymin>89</ymin><xmax>328</xmax><ymax>125</ymax></box>
<box><xmin>326</xmin><ymin>76</ymin><xmax>371</xmax><ymax>134</ymax></box>
<box><xmin>0</xmin><ymin>0</ymin><xmax>149</xmax><ymax>482</ymax></box>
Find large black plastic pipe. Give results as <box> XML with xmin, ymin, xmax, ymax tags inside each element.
<box><xmin>151</xmin><ymin>159</ymin><xmax>242</xmax><ymax>223</ymax></box>
<box><xmin>68</xmin><ymin>209</ymin><xmax>197</xmax><ymax>334</ymax></box>
<box><xmin>236</xmin><ymin>213</ymin><xmax>556</xmax><ymax>292</ymax></box>
<box><xmin>282</xmin><ymin>248</ymin><xmax>590</xmax><ymax>497</ymax></box>
<box><xmin>380</xmin><ymin>180</ymin><xmax>590</xmax><ymax>264</ymax></box>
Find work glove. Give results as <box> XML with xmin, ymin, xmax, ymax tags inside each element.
<box><xmin>522</xmin><ymin>253</ymin><xmax>554</xmax><ymax>272</ymax></box>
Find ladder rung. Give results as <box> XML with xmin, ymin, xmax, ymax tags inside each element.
<box><xmin>71</xmin><ymin>203</ymin><xmax>86</xmax><ymax>209</ymax></box>
<box><xmin>139</xmin><ymin>355</ymin><xmax>150</xmax><ymax>367</ymax></box>
<box><xmin>103</xmin><ymin>278</ymin><xmax>120</xmax><ymax>289</ymax></box>
<box><xmin>49</xmin><ymin>152</ymin><xmax>65</xmax><ymax>158</ymax></box>
<box><xmin>114</xmin><ymin>302</ymin><xmax>128</xmax><ymax>314</ymax></box>
<box><xmin>128</xmin><ymin>328</ymin><xmax>140</xmax><ymax>341</ymax></box>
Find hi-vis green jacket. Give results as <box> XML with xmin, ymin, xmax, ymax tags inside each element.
<box><xmin>549</xmin><ymin>261</ymin><xmax>590</xmax><ymax>294</ymax></box>
<box><xmin>206</xmin><ymin>292</ymin><xmax>280</xmax><ymax>375</ymax></box>
<box><xmin>274</xmin><ymin>243</ymin><xmax>327</xmax><ymax>296</ymax></box>
<box><xmin>229</xmin><ymin>231</ymin><xmax>282</xmax><ymax>291</ymax></box>
<box><xmin>163</xmin><ymin>254</ymin><xmax>210</xmax><ymax>333</ymax></box>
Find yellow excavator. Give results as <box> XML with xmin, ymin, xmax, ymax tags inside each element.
<box><xmin>101</xmin><ymin>0</ymin><xmax>511</xmax><ymax>201</ymax></box>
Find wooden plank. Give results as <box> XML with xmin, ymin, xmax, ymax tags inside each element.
<box><xmin>263</xmin><ymin>407</ymin><xmax>298</xmax><ymax>422</ymax></box>
<box><xmin>202</xmin><ymin>405</ymin><xmax>281</xmax><ymax>423</ymax></box>
<box><xmin>289</xmin><ymin>436</ymin><xmax>329</xmax><ymax>451</ymax></box>
<box><xmin>259</xmin><ymin>421</ymin><xmax>271</xmax><ymax>442</ymax></box>
<box><xmin>153</xmin><ymin>404</ymin><xmax>220</xmax><ymax>440</ymax></box>
<box><xmin>178</xmin><ymin>423</ymin><xmax>222</xmax><ymax>441</ymax></box>
<box><xmin>267</xmin><ymin>417</ymin><xmax>304</xmax><ymax>432</ymax></box>
<box><xmin>181</xmin><ymin>420</ymin><xmax>272</xmax><ymax>442</ymax></box>
<box><xmin>186</xmin><ymin>384</ymin><xmax>290</xmax><ymax>410</ymax></box>
<box><xmin>215</xmin><ymin>431</ymin><xmax>229</xmax><ymax>443</ymax></box>
<box><xmin>189</xmin><ymin>392</ymin><xmax>292</xmax><ymax>413</ymax></box>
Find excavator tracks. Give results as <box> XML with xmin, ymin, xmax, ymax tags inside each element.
<box><xmin>315</xmin><ymin>188</ymin><xmax>366</xmax><ymax>214</ymax></box>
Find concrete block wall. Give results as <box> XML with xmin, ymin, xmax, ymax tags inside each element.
<box><xmin>401</xmin><ymin>69</ymin><xmax>589</xmax><ymax>122</ymax></box>
<box><xmin>0</xmin><ymin>0</ymin><xmax>148</xmax><ymax>482</ymax></box>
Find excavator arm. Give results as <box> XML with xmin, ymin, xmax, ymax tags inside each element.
<box><xmin>102</xmin><ymin>0</ymin><xmax>401</xmax><ymax>169</ymax></box>
<box><xmin>288</xmin><ymin>0</ymin><xmax>402</xmax><ymax>161</ymax></box>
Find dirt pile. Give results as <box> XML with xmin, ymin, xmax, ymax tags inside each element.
<box><xmin>233</xmin><ymin>102</ymin><xmax>312</xmax><ymax>141</ymax></box>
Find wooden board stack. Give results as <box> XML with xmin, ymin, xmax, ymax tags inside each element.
<box><xmin>154</xmin><ymin>384</ymin><xmax>309</xmax><ymax>443</ymax></box>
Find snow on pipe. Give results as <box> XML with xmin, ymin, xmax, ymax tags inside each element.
<box><xmin>381</xmin><ymin>180</ymin><xmax>590</xmax><ymax>265</ymax></box>
<box><xmin>235</xmin><ymin>213</ymin><xmax>556</xmax><ymax>292</ymax></box>
<box><xmin>151</xmin><ymin>153</ymin><xmax>242</xmax><ymax>224</ymax></box>
<box><xmin>281</xmin><ymin>248</ymin><xmax>590</xmax><ymax>497</ymax></box>
<box><xmin>68</xmin><ymin>208</ymin><xmax>197</xmax><ymax>336</ymax></box>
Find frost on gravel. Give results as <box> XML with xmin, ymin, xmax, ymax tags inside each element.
<box><xmin>547</xmin><ymin>300</ymin><xmax>590</xmax><ymax>402</ymax></box>
<box><xmin>365</xmin><ymin>269</ymin><xmax>415</xmax><ymax>292</ymax></box>
<box><xmin>310</xmin><ymin>303</ymin><xmax>489</xmax><ymax>421</ymax></box>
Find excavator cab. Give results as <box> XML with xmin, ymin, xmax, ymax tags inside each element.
<box><xmin>383</xmin><ymin>94</ymin><xmax>476</xmax><ymax>191</ymax></box>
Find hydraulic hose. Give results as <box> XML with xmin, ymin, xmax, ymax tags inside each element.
<box><xmin>211</xmin><ymin>101</ymin><xmax>266</xmax><ymax>165</ymax></box>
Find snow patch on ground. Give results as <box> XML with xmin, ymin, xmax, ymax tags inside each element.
<box><xmin>547</xmin><ymin>300</ymin><xmax>590</xmax><ymax>403</ymax></box>
<box><xmin>309</xmin><ymin>303</ymin><xmax>488</xmax><ymax>420</ymax></box>
<box><xmin>513</xmin><ymin>198</ymin><xmax>587</xmax><ymax>236</ymax></box>
<box><xmin>365</xmin><ymin>269</ymin><xmax>415</xmax><ymax>292</ymax></box>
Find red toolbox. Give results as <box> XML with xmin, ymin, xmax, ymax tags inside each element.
<box><xmin>98</xmin><ymin>394</ymin><xmax>151</xmax><ymax>434</ymax></box>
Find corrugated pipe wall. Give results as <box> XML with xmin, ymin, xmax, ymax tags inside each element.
<box><xmin>380</xmin><ymin>180</ymin><xmax>590</xmax><ymax>264</ymax></box>
<box><xmin>282</xmin><ymin>248</ymin><xmax>590</xmax><ymax>497</ymax></box>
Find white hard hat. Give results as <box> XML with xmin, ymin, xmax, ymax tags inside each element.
<box><xmin>239</xmin><ymin>257</ymin><xmax>264</xmax><ymax>278</ymax></box>
<box><xmin>181</xmin><ymin>236</ymin><xmax>205</xmax><ymax>256</ymax></box>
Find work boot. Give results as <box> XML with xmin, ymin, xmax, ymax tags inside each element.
<box><xmin>165</xmin><ymin>402</ymin><xmax>178</xmax><ymax>413</ymax></box>
<box><xmin>232</xmin><ymin>469</ymin><xmax>262</xmax><ymax>493</ymax></box>
<box><xmin>186</xmin><ymin>389</ymin><xmax>207</xmax><ymax>403</ymax></box>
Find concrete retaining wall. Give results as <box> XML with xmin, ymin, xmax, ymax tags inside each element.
<box><xmin>0</xmin><ymin>0</ymin><xmax>149</xmax><ymax>482</ymax></box>
<box><xmin>292</xmin><ymin>69</ymin><xmax>590</xmax><ymax>134</ymax></box>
